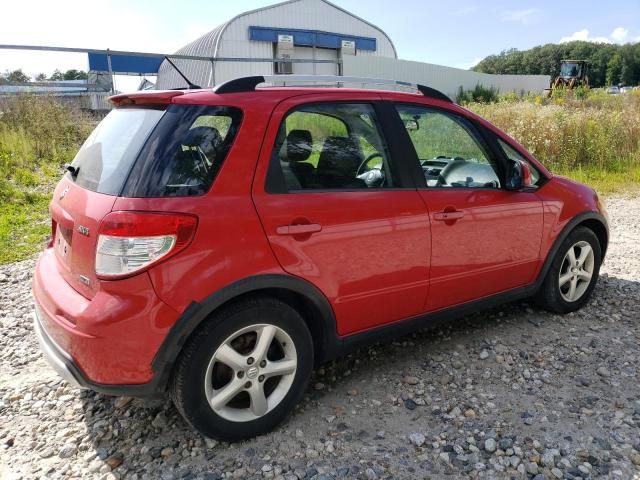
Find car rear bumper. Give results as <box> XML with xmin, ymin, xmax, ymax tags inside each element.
<box><xmin>32</xmin><ymin>248</ymin><xmax>181</xmax><ymax>395</ymax></box>
<box><xmin>33</xmin><ymin>305</ymin><xmax>85</xmax><ymax>389</ymax></box>
<box><xmin>33</xmin><ymin>303</ymin><xmax>165</xmax><ymax>396</ymax></box>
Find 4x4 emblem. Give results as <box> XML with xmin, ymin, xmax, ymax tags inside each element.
<box><xmin>59</xmin><ymin>186</ymin><xmax>69</xmax><ymax>200</ymax></box>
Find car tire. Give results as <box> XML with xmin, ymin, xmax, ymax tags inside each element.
<box><xmin>535</xmin><ymin>226</ymin><xmax>601</xmax><ymax>314</ymax></box>
<box><xmin>170</xmin><ymin>296</ymin><xmax>313</xmax><ymax>441</ymax></box>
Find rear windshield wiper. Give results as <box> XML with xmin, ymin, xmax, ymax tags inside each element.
<box><xmin>65</xmin><ymin>164</ymin><xmax>80</xmax><ymax>178</ymax></box>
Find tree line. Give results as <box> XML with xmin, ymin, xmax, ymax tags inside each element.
<box><xmin>0</xmin><ymin>69</ymin><xmax>88</xmax><ymax>84</ymax></box>
<box><xmin>472</xmin><ymin>41</ymin><xmax>640</xmax><ymax>87</ymax></box>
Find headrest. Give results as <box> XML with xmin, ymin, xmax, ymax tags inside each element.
<box><xmin>284</xmin><ymin>129</ymin><xmax>312</xmax><ymax>162</ymax></box>
<box><xmin>182</xmin><ymin>126</ymin><xmax>222</xmax><ymax>152</ymax></box>
<box><xmin>317</xmin><ymin>136</ymin><xmax>362</xmax><ymax>173</ymax></box>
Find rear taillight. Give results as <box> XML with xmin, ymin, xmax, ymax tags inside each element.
<box><xmin>95</xmin><ymin>211</ymin><xmax>198</xmax><ymax>279</ymax></box>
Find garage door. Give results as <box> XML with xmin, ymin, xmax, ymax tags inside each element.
<box><xmin>291</xmin><ymin>46</ymin><xmax>338</xmax><ymax>75</ymax></box>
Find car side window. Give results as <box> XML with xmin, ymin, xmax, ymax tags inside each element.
<box><xmin>123</xmin><ymin>105</ymin><xmax>242</xmax><ymax>197</ymax></box>
<box><xmin>497</xmin><ymin>138</ymin><xmax>541</xmax><ymax>186</ymax></box>
<box><xmin>273</xmin><ymin>103</ymin><xmax>394</xmax><ymax>190</ymax></box>
<box><xmin>396</xmin><ymin>105</ymin><xmax>501</xmax><ymax>189</ymax></box>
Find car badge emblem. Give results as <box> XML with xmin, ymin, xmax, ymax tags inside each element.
<box><xmin>77</xmin><ymin>225</ymin><xmax>90</xmax><ymax>236</ymax></box>
<box><xmin>59</xmin><ymin>186</ymin><xmax>69</xmax><ymax>200</ymax></box>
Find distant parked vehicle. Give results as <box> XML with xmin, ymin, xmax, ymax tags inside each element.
<box><xmin>607</xmin><ymin>86</ymin><xmax>620</xmax><ymax>95</ymax></box>
<box><xmin>620</xmin><ymin>86</ymin><xmax>633</xmax><ymax>93</ymax></box>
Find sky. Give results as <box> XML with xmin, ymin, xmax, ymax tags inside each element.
<box><xmin>1</xmin><ymin>0</ymin><xmax>639</xmax><ymax>92</ymax></box>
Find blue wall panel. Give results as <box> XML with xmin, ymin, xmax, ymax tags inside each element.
<box><xmin>248</xmin><ymin>26</ymin><xmax>376</xmax><ymax>51</ymax></box>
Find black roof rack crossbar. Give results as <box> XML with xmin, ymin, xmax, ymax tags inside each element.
<box><xmin>214</xmin><ymin>75</ymin><xmax>452</xmax><ymax>102</ymax></box>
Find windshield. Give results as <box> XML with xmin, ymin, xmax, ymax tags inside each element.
<box><xmin>560</xmin><ymin>62</ymin><xmax>582</xmax><ymax>77</ymax></box>
<box><xmin>69</xmin><ymin>107</ymin><xmax>165</xmax><ymax>195</ymax></box>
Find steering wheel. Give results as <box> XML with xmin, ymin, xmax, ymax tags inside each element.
<box><xmin>356</xmin><ymin>152</ymin><xmax>384</xmax><ymax>176</ymax></box>
<box><xmin>356</xmin><ymin>153</ymin><xmax>386</xmax><ymax>187</ymax></box>
<box><xmin>435</xmin><ymin>157</ymin><xmax>465</xmax><ymax>187</ymax></box>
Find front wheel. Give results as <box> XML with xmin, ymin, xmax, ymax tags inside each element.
<box><xmin>170</xmin><ymin>296</ymin><xmax>313</xmax><ymax>441</ymax></box>
<box><xmin>535</xmin><ymin>227</ymin><xmax>602</xmax><ymax>313</ymax></box>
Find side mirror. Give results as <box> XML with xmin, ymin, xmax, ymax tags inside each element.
<box><xmin>506</xmin><ymin>159</ymin><xmax>533</xmax><ymax>190</ymax></box>
<box><xmin>404</xmin><ymin>119</ymin><xmax>419</xmax><ymax>131</ymax></box>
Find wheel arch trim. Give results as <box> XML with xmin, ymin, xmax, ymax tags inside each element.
<box><xmin>151</xmin><ymin>273</ymin><xmax>339</xmax><ymax>391</ymax></box>
<box><xmin>536</xmin><ymin>210</ymin><xmax>608</xmax><ymax>286</ymax></box>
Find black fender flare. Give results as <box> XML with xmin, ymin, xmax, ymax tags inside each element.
<box><xmin>151</xmin><ymin>273</ymin><xmax>338</xmax><ymax>391</ymax></box>
<box><xmin>533</xmin><ymin>210</ymin><xmax>608</xmax><ymax>290</ymax></box>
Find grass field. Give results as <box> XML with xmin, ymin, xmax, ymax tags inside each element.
<box><xmin>467</xmin><ymin>90</ymin><xmax>640</xmax><ymax>193</ymax></box>
<box><xmin>0</xmin><ymin>91</ymin><xmax>638</xmax><ymax>264</ymax></box>
<box><xmin>0</xmin><ymin>96</ymin><xmax>93</xmax><ymax>263</ymax></box>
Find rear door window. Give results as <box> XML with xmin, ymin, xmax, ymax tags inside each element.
<box><xmin>272</xmin><ymin>103</ymin><xmax>395</xmax><ymax>190</ymax></box>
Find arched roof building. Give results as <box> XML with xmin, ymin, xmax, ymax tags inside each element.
<box><xmin>156</xmin><ymin>0</ymin><xmax>397</xmax><ymax>89</ymax></box>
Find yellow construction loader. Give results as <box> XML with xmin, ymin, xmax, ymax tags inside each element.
<box><xmin>548</xmin><ymin>60</ymin><xmax>589</xmax><ymax>94</ymax></box>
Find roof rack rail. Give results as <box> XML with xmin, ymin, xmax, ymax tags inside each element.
<box><xmin>214</xmin><ymin>75</ymin><xmax>452</xmax><ymax>103</ymax></box>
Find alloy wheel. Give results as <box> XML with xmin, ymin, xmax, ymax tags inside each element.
<box><xmin>558</xmin><ymin>240</ymin><xmax>595</xmax><ymax>302</ymax></box>
<box><xmin>204</xmin><ymin>324</ymin><xmax>297</xmax><ymax>422</ymax></box>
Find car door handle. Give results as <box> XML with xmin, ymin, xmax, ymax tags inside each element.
<box><xmin>276</xmin><ymin>223</ymin><xmax>322</xmax><ymax>235</ymax></box>
<box><xmin>433</xmin><ymin>210</ymin><xmax>464</xmax><ymax>221</ymax></box>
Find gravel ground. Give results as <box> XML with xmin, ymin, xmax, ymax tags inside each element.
<box><xmin>1</xmin><ymin>195</ymin><xmax>639</xmax><ymax>480</ymax></box>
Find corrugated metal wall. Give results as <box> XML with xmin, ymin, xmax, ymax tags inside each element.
<box><xmin>156</xmin><ymin>0</ymin><xmax>396</xmax><ymax>89</ymax></box>
<box><xmin>342</xmin><ymin>56</ymin><xmax>550</xmax><ymax>98</ymax></box>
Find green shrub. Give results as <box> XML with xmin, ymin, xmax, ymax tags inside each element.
<box><xmin>456</xmin><ymin>84</ymin><xmax>500</xmax><ymax>104</ymax></box>
<box><xmin>0</xmin><ymin>94</ymin><xmax>93</xmax><ymax>159</ymax></box>
<box><xmin>574</xmin><ymin>85</ymin><xmax>589</xmax><ymax>100</ymax></box>
<box><xmin>468</xmin><ymin>92</ymin><xmax>640</xmax><ymax>175</ymax></box>
<box><xmin>0</xmin><ymin>95</ymin><xmax>94</xmax><ymax>261</ymax></box>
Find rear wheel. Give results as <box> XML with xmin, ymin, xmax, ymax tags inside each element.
<box><xmin>170</xmin><ymin>296</ymin><xmax>313</xmax><ymax>441</ymax></box>
<box><xmin>535</xmin><ymin>227</ymin><xmax>601</xmax><ymax>313</ymax></box>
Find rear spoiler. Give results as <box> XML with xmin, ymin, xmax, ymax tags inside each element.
<box><xmin>109</xmin><ymin>90</ymin><xmax>185</xmax><ymax>107</ymax></box>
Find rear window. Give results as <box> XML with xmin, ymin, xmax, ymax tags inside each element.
<box><xmin>122</xmin><ymin>105</ymin><xmax>242</xmax><ymax>197</ymax></box>
<box><xmin>69</xmin><ymin>107</ymin><xmax>164</xmax><ymax>195</ymax></box>
<box><xmin>68</xmin><ymin>104</ymin><xmax>243</xmax><ymax>197</ymax></box>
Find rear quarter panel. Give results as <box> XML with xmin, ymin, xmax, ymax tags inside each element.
<box><xmin>112</xmin><ymin>93</ymin><xmax>285</xmax><ymax>313</ymax></box>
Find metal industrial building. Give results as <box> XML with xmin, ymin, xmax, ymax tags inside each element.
<box><xmin>155</xmin><ymin>0</ymin><xmax>549</xmax><ymax>96</ymax></box>
<box><xmin>1</xmin><ymin>0</ymin><xmax>550</xmax><ymax>102</ymax></box>
<box><xmin>156</xmin><ymin>0</ymin><xmax>397</xmax><ymax>89</ymax></box>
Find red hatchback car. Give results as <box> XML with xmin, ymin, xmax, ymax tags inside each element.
<box><xmin>33</xmin><ymin>76</ymin><xmax>608</xmax><ymax>440</ymax></box>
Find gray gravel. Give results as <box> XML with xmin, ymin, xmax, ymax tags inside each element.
<box><xmin>1</xmin><ymin>195</ymin><xmax>640</xmax><ymax>479</ymax></box>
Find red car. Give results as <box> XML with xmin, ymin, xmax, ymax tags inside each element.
<box><xmin>33</xmin><ymin>76</ymin><xmax>608</xmax><ymax>440</ymax></box>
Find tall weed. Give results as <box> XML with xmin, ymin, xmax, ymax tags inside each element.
<box><xmin>0</xmin><ymin>95</ymin><xmax>94</xmax><ymax>202</ymax></box>
<box><xmin>0</xmin><ymin>95</ymin><xmax>94</xmax><ymax>262</ymax></box>
<box><xmin>469</xmin><ymin>92</ymin><xmax>640</xmax><ymax>173</ymax></box>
